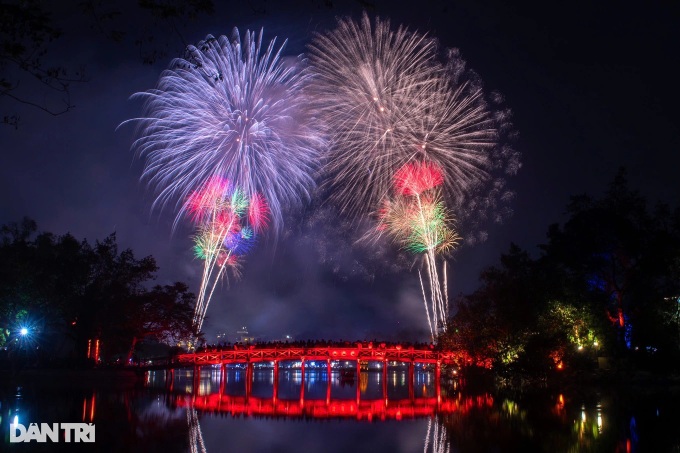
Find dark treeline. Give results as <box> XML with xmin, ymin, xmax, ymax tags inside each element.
<box><xmin>0</xmin><ymin>219</ymin><xmax>196</xmax><ymax>368</ymax></box>
<box><xmin>441</xmin><ymin>168</ymin><xmax>680</xmax><ymax>380</ymax></box>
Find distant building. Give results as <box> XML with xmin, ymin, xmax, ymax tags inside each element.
<box><xmin>215</xmin><ymin>332</ymin><xmax>230</xmax><ymax>343</ymax></box>
<box><xmin>237</xmin><ymin>326</ymin><xmax>259</xmax><ymax>344</ymax></box>
<box><xmin>215</xmin><ymin>327</ymin><xmax>277</xmax><ymax>344</ymax></box>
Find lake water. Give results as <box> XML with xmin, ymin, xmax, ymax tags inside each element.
<box><xmin>2</xmin><ymin>365</ymin><xmax>680</xmax><ymax>452</ymax></box>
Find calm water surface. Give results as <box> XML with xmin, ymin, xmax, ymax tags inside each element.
<box><xmin>2</xmin><ymin>365</ymin><xmax>680</xmax><ymax>452</ymax></box>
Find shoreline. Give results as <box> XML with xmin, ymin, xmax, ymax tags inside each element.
<box><xmin>2</xmin><ymin>365</ymin><xmax>680</xmax><ymax>397</ymax></box>
<box><xmin>0</xmin><ymin>367</ymin><xmax>146</xmax><ymax>390</ymax></box>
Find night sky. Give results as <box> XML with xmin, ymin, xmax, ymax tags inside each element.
<box><xmin>1</xmin><ymin>1</ymin><xmax>678</xmax><ymax>342</ymax></box>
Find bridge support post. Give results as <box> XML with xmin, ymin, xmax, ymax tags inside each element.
<box><xmin>219</xmin><ymin>362</ymin><xmax>226</xmax><ymax>395</ymax></box>
<box><xmin>408</xmin><ymin>361</ymin><xmax>414</xmax><ymax>400</ymax></box>
<box><xmin>246</xmin><ymin>361</ymin><xmax>253</xmax><ymax>399</ymax></box>
<box><xmin>356</xmin><ymin>360</ymin><xmax>361</xmax><ymax>404</ymax></box>
<box><xmin>300</xmin><ymin>357</ymin><xmax>305</xmax><ymax>406</ymax></box>
<box><xmin>166</xmin><ymin>368</ymin><xmax>174</xmax><ymax>392</ymax></box>
<box><xmin>435</xmin><ymin>361</ymin><xmax>441</xmax><ymax>402</ymax></box>
<box><xmin>273</xmin><ymin>360</ymin><xmax>279</xmax><ymax>402</ymax></box>
<box><xmin>326</xmin><ymin>359</ymin><xmax>331</xmax><ymax>405</ymax></box>
<box><xmin>382</xmin><ymin>359</ymin><xmax>388</xmax><ymax>400</ymax></box>
<box><xmin>193</xmin><ymin>365</ymin><xmax>201</xmax><ymax>396</ymax></box>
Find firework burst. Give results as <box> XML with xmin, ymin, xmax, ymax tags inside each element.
<box><xmin>377</xmin><ymin>162</ymin><xmax>460</xmax><ymax>341</ymax></box>
<box><xmin>126</xmin><ymin>27</ymin><xmax>323</xmax><ymax>232</ymax></box>
<box><xmin>308</xmin><ymin>12</ymin><xmax>506</xmax><ymax>222</ymax></box>
<box><xmin>189</xmin><ymin>176</ymin><xmax>269</xmax><ymax>331</ymax></box>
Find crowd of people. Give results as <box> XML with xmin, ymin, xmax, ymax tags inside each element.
<box><xmin>195</xmin><ymin>339</ymin><xmax>439</xmax><ymax>353</ymax></box>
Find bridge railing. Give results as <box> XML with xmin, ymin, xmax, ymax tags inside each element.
<box><xmin>174</xmin><ymin>345</ymin><xmax>462</xmax><ymax>367</ymax></box>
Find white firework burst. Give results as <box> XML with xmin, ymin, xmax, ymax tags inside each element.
<box><xmin>308</xmin><ymin>13</ymin><xmax>505</xmax><ymax>220</ymax></box>
<box><xmin>126</xmin><ymin>28</ymin><xmax>324</xmax><ymax>232</ymax></box>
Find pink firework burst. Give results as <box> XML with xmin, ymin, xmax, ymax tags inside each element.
<box><xmin>214</xmin><ymin>211</ymin><xmax>240</xmax><ymax>233</ymax></box>
<box><xmin>216</xmin><ymin>251</ymin><xmax>238</xmax><ymax>268</ymax></box>
<box><xmin>248</xmin><ymin>193</ymin><xmax>270</xmax><ymax>233</ymax></box>
<box><xmin>185</xmin><ymin>176</ymin><xmax>231</xmax><ymax>222</ymax></box>
<box><xmin>393</xmin><ymin>161</ymin><xmax>444</xmax><ymax>196</ymax></box>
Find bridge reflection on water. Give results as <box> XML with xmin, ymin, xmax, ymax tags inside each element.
<box><xmin>151</xmin><ymin>364</ymin><xmax>492</xmax><ymax>421</ymax></box>
<box><xmin>146</xmin><ymin>364</ymin><xmax>464</xmax><ymax>453</ymax></box>
<box><xmin>143</xmin><ymin>363</ymin><xmax>677</xmax><ymax>452</ymax></box>
<box><xmin>146</xmin><ymin>346</ymin><xmax>489</xmax><ymax>452</ymax></box>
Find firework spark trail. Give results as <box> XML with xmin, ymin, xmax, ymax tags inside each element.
<box><xmin>419</xmin><ymin>270</ymin><xmax>435</xmax><ymax>340</ymax></box>
<box><xmin>194</xmin><ymin>226</ymin><xmax>237</xmax><ymax>331</ymax></box>
<box><xmin>414</xmin><ymin>193</ymin><xmax>444</xmax><ymax>335</ymax></box>
<box><xmin>308</xmin><ymin>12</ymin><xmax>502</xmax><ymax>222</ymax></box>
<box><xmin>193</xmin><ymin>217</ymin><xmax>236</xmax><ymax>329</ymax></box>
<box><xmin>189</xmin><ymin>177</ymin><xmax>268</xmax><ymax>331</ymax></box>
<box><xmin>189</xmin><ymin>178</ymin><xmax>240</xmax><ymax>328</ymax></box>
<box><xmin>404</xmin><ymin>165</ymin><xmax>458</xmax><ymax>335</ymax></box>
<box><xmin>377</xmin><ymin>162</ymin><xmax>460</xmax><ymax>341</ymax></box>
<box><xmin>124</xmin><ymin>28</ymin><xmax>323</xmax><ymax>233</ymax></box>
<box><xmin>443</xmin><ymin>261</ymin><xmax>449</xmax><ymax>315</ymax></box>
<box><xmin>187</xmin><ymin>409</ymin><xmax>207</xmax><ymax>453</ymax></box>
<box><xmin>424</xmin><ymin>417</ymin><xmax>449</xmax><ymax>453</ymax></box>
<box><xmin>193</xmin><ymin>225</ymin><xmax>228</xmax><ymax>328</ymax></box>
<box><xmin>423</xmin><ymin>416</ymin><xmax>433</xmax><ymax>453</ymax></box>
<box><xmin>424</xmin><ymin>252</ymin><xmax>442</xmax><ymax>333</ymax></box>
<box><xmin>416</xmin><ymin>194</ymin><xmax>451</xmax><ymax>337</ymax></box>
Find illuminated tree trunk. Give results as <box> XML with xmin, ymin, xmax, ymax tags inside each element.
<box><xmin>126</xmin><ymin>336</ymin><xmax>138</xmax><ymax>365</ymax></box>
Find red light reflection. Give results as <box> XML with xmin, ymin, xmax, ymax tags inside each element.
<box><xmin>175</xmin><ymin>391</ymin><xmax>493</xmax><ymax>421</ymax></box>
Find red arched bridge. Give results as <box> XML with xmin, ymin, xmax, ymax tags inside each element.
<box><xmin>173</xmin><ymin>343</ymin><xmax>463</xmax><ymax>378</ymax></box>
<box><xmin>170</xmin><ymin>343</ymin><xmax>464</xmax><ymax>402</ymax></box>
<box><xmin>175</xmin><ymin>343</ymin><xmax>462</xmax><ymax>367</ymax></box>
<box><xmin>165</xmin><ymin>344</ymin><xmax>472</xmax><ymax>420</ymax></box>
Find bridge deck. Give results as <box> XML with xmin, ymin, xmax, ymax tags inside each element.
<box><xmin>175</xmin><ymin>345</ymin><xmax>462</xmax><ymax>367</ymax></box>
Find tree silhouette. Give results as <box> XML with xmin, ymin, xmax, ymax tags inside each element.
<box><xmin>1</xmin><ymin>0</ymin><xmax>215</xmax><ymax>127</ymax></box>
<box><xmin>0</xmin><ymin>217</ymin><xmax>197</xmax><ymax>364</ymax></box>
<box><xmin>443</xmin><ymin>169</ymin><xmax>680</xmax><ymax>375</ymax></box>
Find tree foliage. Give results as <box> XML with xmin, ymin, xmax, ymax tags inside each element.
<box><xmin>443</xmin><ymin>169</ymin><xmax>680</xmax><ymax>375</ymax></box>
<box><xmin>1</xmin><ymin>0</ymin><xmax>215</xmax><ymax>127</ymax></box>
<box><xmin>0</xmin><ymin>217</ymin><xmax>197</xmax><ymax>364</ymax></box>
